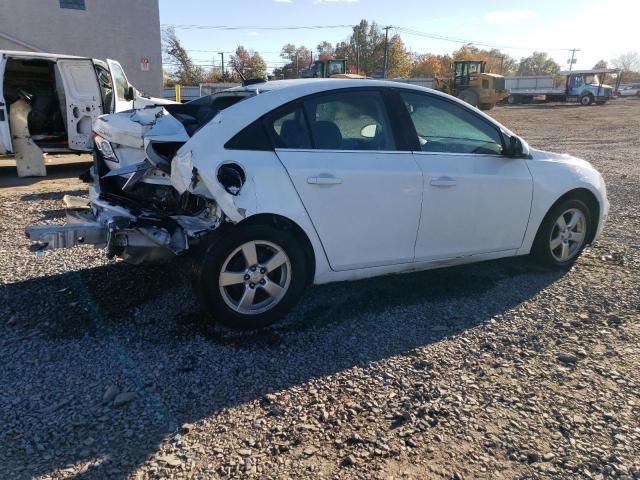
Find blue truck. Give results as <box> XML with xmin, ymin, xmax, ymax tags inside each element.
<box><xmin>505</xmin><ymin>69</ymin><xmax>621</xmax><ymax>105</ymax></box>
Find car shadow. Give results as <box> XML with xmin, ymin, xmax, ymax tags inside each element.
<box><xmin>1</xmin><ymin>256</ymin><xmax>564</xmax><ymax>479</ymax></box>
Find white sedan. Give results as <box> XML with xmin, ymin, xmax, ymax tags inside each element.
<box><xmin>618</xmin><ymin>83</ymin><xmax>640</xmax><ymax>97</ymax></box>
<box><xmin>27</xmin><ymin>79</ymin><xmax>609</xmax><ymax>330</ymax></box>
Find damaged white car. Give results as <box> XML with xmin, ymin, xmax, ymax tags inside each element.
<box><xmin>26</xmin><ymin>79</ymin><xmax>609</xmax><ymax>330</ymax></box>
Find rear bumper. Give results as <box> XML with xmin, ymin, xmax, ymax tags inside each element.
<box><xmin>26</xmin><ymin>201</ymin><xmax>107</xmax><ymax>250</ymax></box>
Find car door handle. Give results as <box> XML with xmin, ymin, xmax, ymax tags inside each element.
<box><xmin>307</xmin><ymin>176</ymin><xmax>342</xmax><ymax>185</ymax></box>
<box><xmin>430</xmin><ymin>177</ymin><xmax>457</xmax><ymax>187</ymax></box>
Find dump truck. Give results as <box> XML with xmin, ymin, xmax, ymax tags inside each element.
<box><xmin>433</xmin><ymin>60</ymin><xmax>509</xmax><ymax>110</ymax></box>
<box><xmin>505</xmin><ymin>69</ymin><xmax>620</xmax><ymax>105</ymax></box>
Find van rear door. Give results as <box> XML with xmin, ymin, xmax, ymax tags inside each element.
<box><xmin>0</xmin><ymin>55</ymin><xmax>13</xmax><ymax>154</ymax></box>
<box><xmin>106</xmin><ymin>59</ymin><xmax>134</xmax><ymax>112</ymax></box>
<box><xmin>56</xmin><ymin>59</ymin><xmax>103</xmax><ymax>151</ymax></box>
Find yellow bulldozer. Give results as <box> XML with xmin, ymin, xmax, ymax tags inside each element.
<box><xmin>434</xmin><ymin>60</ymin><xmax>509</xmax><ymax>110</ymax></box>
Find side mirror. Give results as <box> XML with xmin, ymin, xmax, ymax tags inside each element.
<box><xmin>124</xmin><ymin>85</ymin><xmax>135</xmax><ymax>102</ymax></box>
<box><xmin>507</xmin><ymin>135</ymin><xmax>525</xmax><ymax>157</ymax></box>
<box><xmin>361</xmin><ymin>124</ymin><xmax>378</xmax><ymax>138</ymax></box>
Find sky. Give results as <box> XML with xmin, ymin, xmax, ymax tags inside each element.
<box><xmin>159</xmin><ymin>0</ymin><xmax>640</xmax><ymax>74</ymax></box>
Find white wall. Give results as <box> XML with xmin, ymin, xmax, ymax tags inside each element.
<box><xmin>0</xmin><ymin>0</ymin><xmax>163</xmax><ymax>96</ymax></box>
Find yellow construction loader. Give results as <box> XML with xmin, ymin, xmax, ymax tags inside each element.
<box><xmin>434</xmin><ymin>60</ymin><xmax>509</xmax><ymax>110</ymax></box>
<box><xmin>301</xmin><ymin>59</ymin><xmax>365</xmax><ymax>79</ymax></box>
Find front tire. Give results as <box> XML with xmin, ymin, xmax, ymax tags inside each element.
<box><xmin>194</xmin><ymin>223</ymin><xmax>308</xmax><ymax>330</ymax></box>
<box><xmin>531</xmin><ymin>199</ymin><xmax>592</xmax><ymax>268</ymax></box>
<box><xmin>580</xmin><ymin>94</ymin><xmax>594</xmax><ymax>106</ymax></box>
<box><xmin>458</xmin><ymin>89</ymin><xmax>479</xmax><ymax>107</ymax></box>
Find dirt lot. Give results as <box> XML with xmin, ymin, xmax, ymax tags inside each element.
<box><xmin>1</xmin><ymin>99</ymin><xmax>639</xmax><ymax>480</ymax></box>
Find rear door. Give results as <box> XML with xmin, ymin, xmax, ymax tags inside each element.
<box><xmin>0</xmin><ymin>55</ymin><xmax>12</xmax><ymax>153</ymax></box>
<box><xmin>272</xmin><ymin>89</ymin><xmax>423</xmax><ymax>271</ymax></box>
<box><xmin>106</xmin><ymin>59</ymin><xmax>133</xmax><ymax>112</ymax></box>
<box><xmin>56</xmin><ymin>59</ymin><xmax>103</xmax><ymax>151</ymax></box>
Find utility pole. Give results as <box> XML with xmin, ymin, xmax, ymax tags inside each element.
<box><xmin>219</xmin><ymin>52</ymin><xmax>225</xmax><ymax>80</ymax></box>
<box><xmin>568</xmin><ymin>48</ymin><xmax>580</xmax><ymax>73</ymax></box>
<box><xmin>382</xmin><ymin>25</ymin><xmax>391</xmax><ymax>78</ymax></box>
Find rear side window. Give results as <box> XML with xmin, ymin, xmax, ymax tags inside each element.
<box><xmin>265</xmin><ymin>103</ymin><xmax>312</xmax><ymax>149</ymax></box>
<box><xmin>225</xmin><ymin>120</ymin><xmax>272</xmax><ymax>151</ymax></box>
<box><xmin>304</xmin><ymin>91</ymin><xmax>396</xmax><ymax>151</ymax></box>
<box><xmin>400</xmin><ymin>91</ymin><xmax>504</xmax><ymax>155</ymax></box>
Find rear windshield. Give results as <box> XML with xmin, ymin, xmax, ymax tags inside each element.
<box><xmin>164</xmin><ymin>92</ymin><xmax>254</xmax><ymax>136</ymax></box>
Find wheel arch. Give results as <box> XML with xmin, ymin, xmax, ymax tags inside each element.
<box><xmin>535</xmin><ymin>187</ymin><xmax>601</xmax><ymax>245</ymax></box>
<box><xmin>238</xmin><ymin>213</ymin><xmax>316</xmax><ymax>287</ymax></box>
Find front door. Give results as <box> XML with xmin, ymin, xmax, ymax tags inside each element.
<box><xmin>106</xmin><ymin>59</ymin><xmax>133</xmax><ymax>112</ymax></box>
<box><xmin>271</xmin><ymin>90</ymin><xmax>423</xmax><ymax>271</ymax></box>
<box><xmin>398</xmin><ymin>90</ymin><xmax>533</xmax><ymax>261</ymax></box>
<box><xmin>56</xmin><ymin>59</ymin><xmax>103</xmax><ymax>151</ymax></box>
<box><xmin>0</xmin><ymin>55</ymin><xmax>12</xmax><ymax>154</ymax></box>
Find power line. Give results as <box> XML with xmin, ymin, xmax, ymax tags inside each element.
<box><xmin>395</xmin><ymin>26</ymin><xmax>575</xmax><ymax>52</ymax></box>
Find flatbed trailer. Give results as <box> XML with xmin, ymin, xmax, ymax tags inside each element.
<box><xmin>505</xmin><ymin>69</ymin><xmax>621</xmax><ymax>106</ymax></box>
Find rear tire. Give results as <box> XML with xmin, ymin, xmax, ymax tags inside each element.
<box><xmin>193</xmin><ymin>223</ymin><xmax>308</xmax><ymax>330</ymax></box>
<box><xmin>531</xmin><ymin>199</ymin><xmax>592</xmax><ymax>268</ymax></box>
<box><xmin>457</xmin><ymin>89</ymin><xmax>479</xmax><ymax>107</ymax></box>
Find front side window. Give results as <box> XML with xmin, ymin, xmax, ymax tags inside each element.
<box><xmin>304</xmin><ymin>91</ymin><xmax>396</xmax><ymax>150</ymax></box>
<box><xmin>400</xmin><ymin>91</ymin><xmax>503</xmax><ymax>155</ymax></box>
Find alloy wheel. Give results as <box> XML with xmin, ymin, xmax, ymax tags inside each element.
<box><xmin>549</xmin><ymin>208</ymin><xmax>587</xmax><ymax>262</ymax></box>
<box><xmin>218</xmin><ymin>240</ymin><xmax>291</xmax><ymax>315</ymax></box>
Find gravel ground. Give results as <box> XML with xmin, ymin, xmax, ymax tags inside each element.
<box><xmin>1</xmin><ymin>99</ymin><xmax>639</xmax><ymax>480</ymax></box>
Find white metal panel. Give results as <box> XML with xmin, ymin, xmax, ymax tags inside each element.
<box><xmin>106</xmin><ymin>59</ymin><xmax>133</xmax><ymax>112</ymax></box>
<box><xmin>56</xmin><ymin>59</ymin><xmax>102</xmax><ymax>151</ymax></box>
<box><xmin>276</xmin><ymin>149</ymin><xmax>423</xmax><ymax>271</ymax></box>
<box><xmin>0</xmin><ymin>55</ymin><xmax>12</xmax><ymax>153</ymax></box>
<box><xmin>413</xmin><ymin>152</ymin><xmax>533</xmax><ymax>261</ymax></box>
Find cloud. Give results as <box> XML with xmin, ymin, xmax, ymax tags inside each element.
<box><xmin>273</xmin><ymin>0</ymin><xmax>292</xmax><ymax>3</ymax></box>
<box><xmin>484</xmin><ymin>10</ymin><xmax>538</xmax><ymax>25</ymax></box>
<box><xmin>247</xmin><ymin>31</ymin><xmax>259</xmax><ymax>36</ymax></box>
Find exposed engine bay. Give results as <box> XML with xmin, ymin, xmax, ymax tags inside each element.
<box><xmin>25</xmin><ymin>90</ymin><xmax>253</xmax><ymax>263</ymax></box>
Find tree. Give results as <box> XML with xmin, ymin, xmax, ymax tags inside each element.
<box><xmin>316</xmin><ymin>41</ymin><xmax>335</xmax><ymax>61</ymax></box>
<box><xmin>452</xmin><ymin>44</ymin><xmax>517</xmax><ymax>75</ymax></box>
<box><xmin>593</xmin><ymin>59</ymin><xmax>608</xmax><ymax>69</ymax></box>
<box><xmin>274</xmin><ymin>44</ymin><xmax>312</xmax><ymax>79</ymax></box>
<box><xmin>411</xmin><ymin>53</ymin><xmax>446</xmax><ymax>78</ymax></box>
<box><xmin>162</xmin><ymin>27</ymin><xmax>204</xmax><ymax>85</ymax></box>
<box><xmin>386</xmin><ymin>34</ymin><xmax>412</xmax><ymax>78</ymax></box>
<box><xmin>228</xmin><ymin>46</ymin><xmax>267</xmax><ymax>79</ymax></box>
<box><xmin>611</xmin><ymin>51</ymin><xmax>640</xmax><ymax>71</ymax></box>
<box><xmin>517</xmin><ymin>52</ymin><xmax>560</xmax><ymax>76</ymax></box>
<box><xmin>333</xmin><ymin>20</ymin><xmax>386</xmax><ymax>76</ymax></box>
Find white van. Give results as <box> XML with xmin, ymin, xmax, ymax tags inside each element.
<box><xmin>0</xmin><ymin>50</ymin><xmax>171</xmax><ymax>175</ymax></box>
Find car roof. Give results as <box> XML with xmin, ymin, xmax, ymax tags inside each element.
<box><xmin>208</xmin><ymin>78</ymin><xmax>514</xmax><ymax>142</ymax></box>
